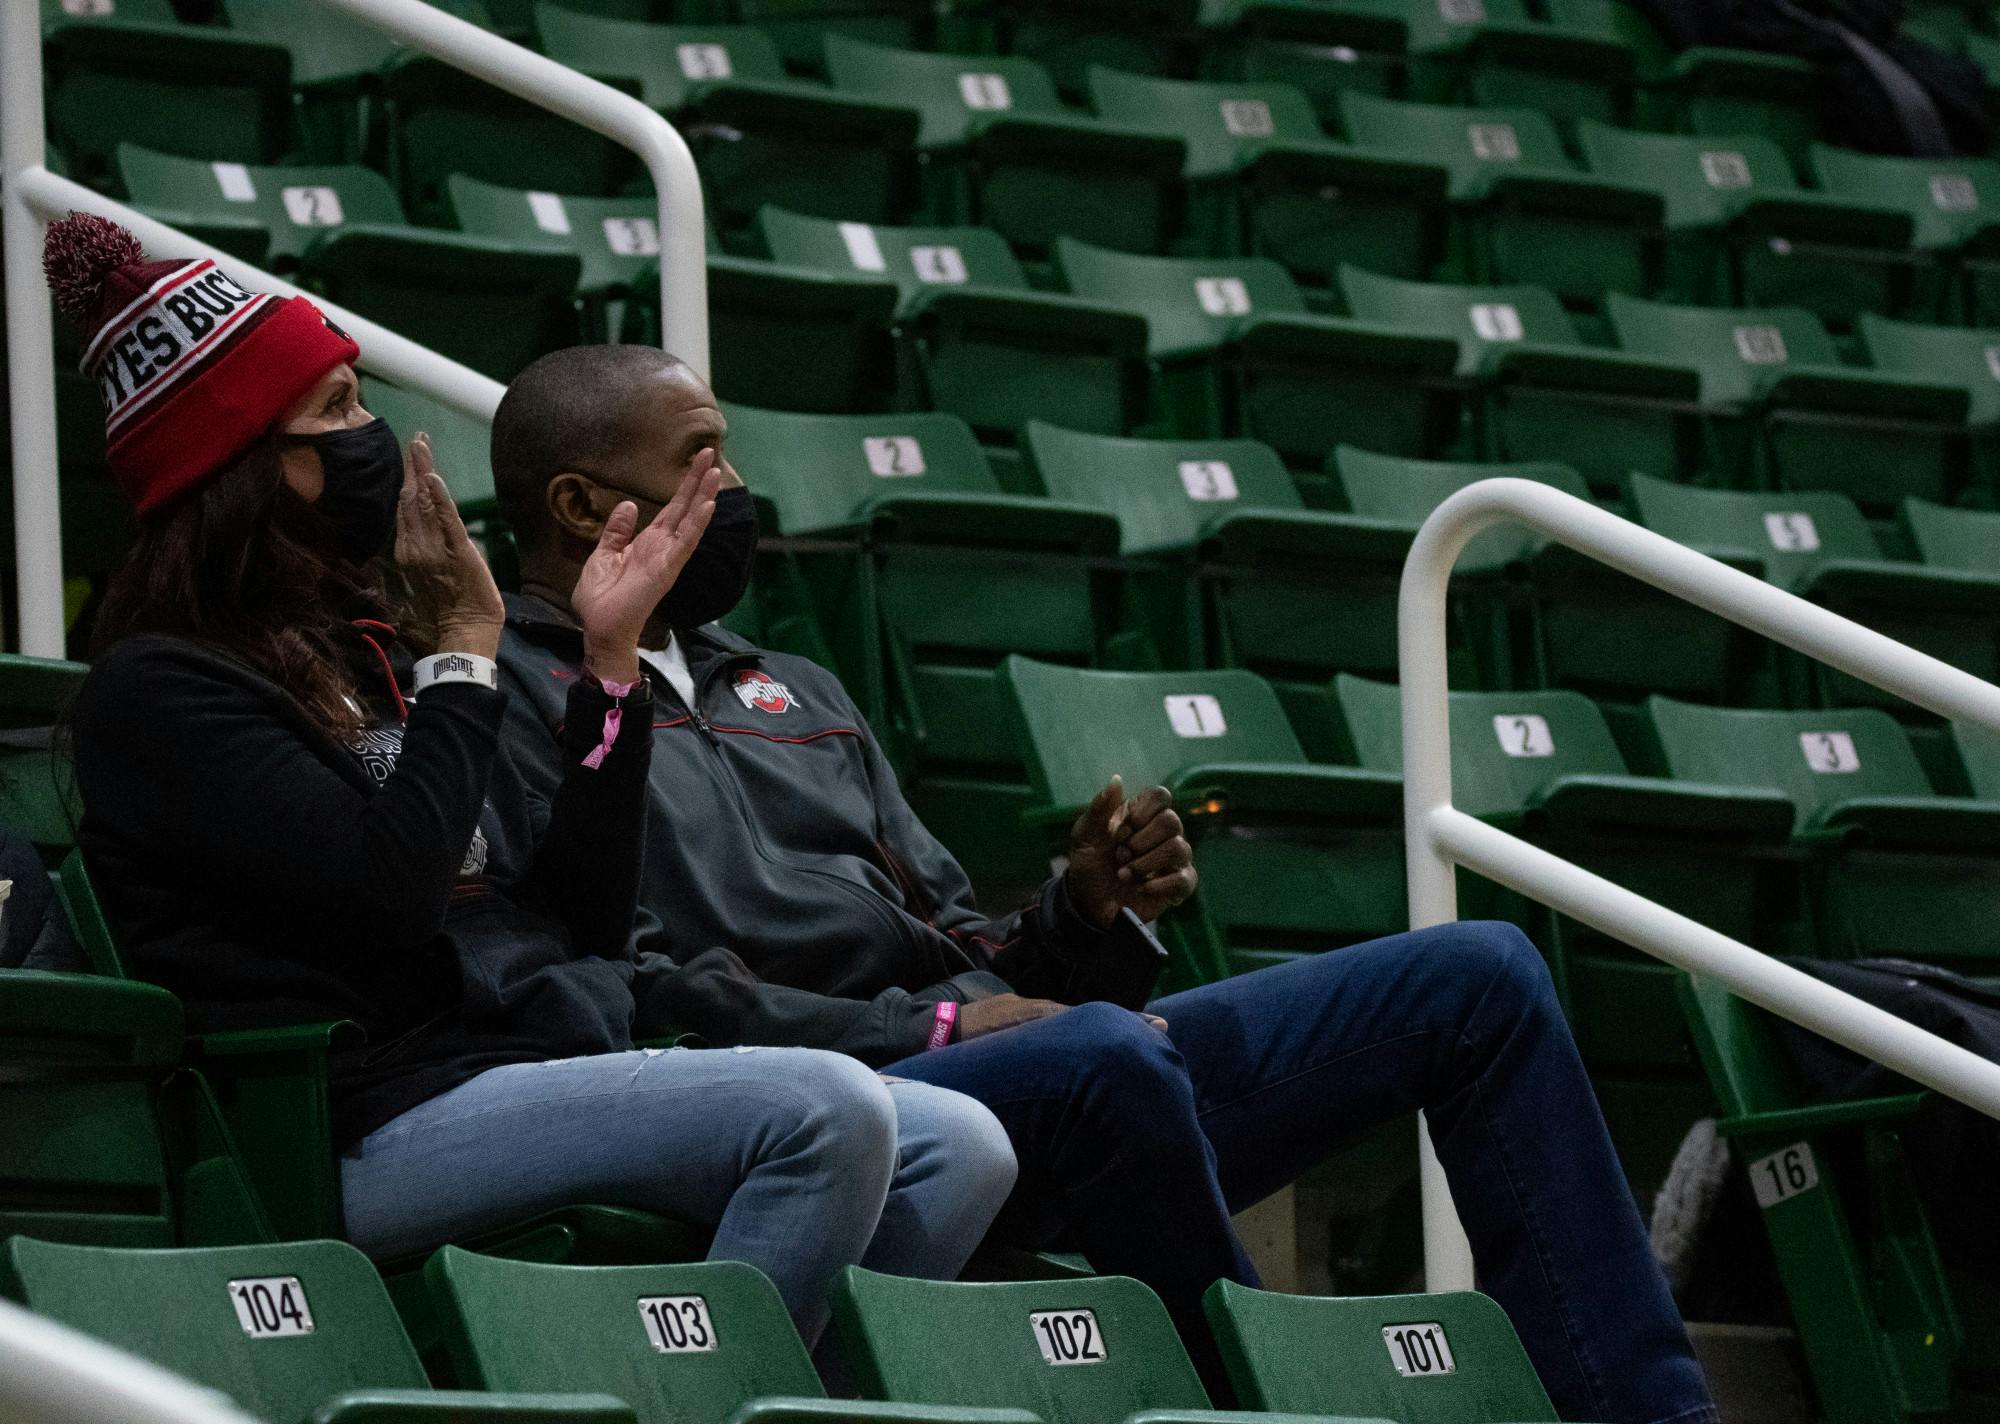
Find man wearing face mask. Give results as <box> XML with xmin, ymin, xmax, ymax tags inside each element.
<box><xmin>493</xmin><ymin>345</ymin><xmax>1721</xmax><ymax>1424</ymax></box>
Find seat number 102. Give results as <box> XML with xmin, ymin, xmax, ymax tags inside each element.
<box><xmin>1029</xmin><ymin>1310</ymin><xmax>1106</xmax><ymax>1365</ymax></box>
<box><xmin>1382</xmin><ymin>1322</ymin><xmax>1456</xmax><ymax>1377</ymax></box>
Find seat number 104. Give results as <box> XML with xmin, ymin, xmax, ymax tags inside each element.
<box><xmin>1382</xmin><ymin>1322</ymin><xmax>1455</xmax><ymax>1376</ymax></box>
<box><xmin>1029</xmin><ymin>1310</ymin><xmax>1106</xmax><ymax>1365</ymax></box>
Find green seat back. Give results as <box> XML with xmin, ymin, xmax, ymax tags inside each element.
<box><xmin>1340</xmin><ymin>265</ymin><xmax>1581</xmax><ymax>350</ymax></box>
<box><xmin>447</xmin><ymin>175</ymin><xmax>662</xmax><ymax>295</ymax></box>
<box><xmin>1811</xmin><ymin>144</ymin><xmax>2000</xmax><ymax>250</ymax></box>
<box><xmin>0</xmin><ymin>654</ymin><xmax>88</xmax><ymax>855</ymax></box>
<box><xmin>1023</xmin><ymin>422</ymin><xmax>1300</xmax><ymax>554</ymax></box>
<box><xmin>2</xmin><ymin>1237</ymin><xmax>429</xmax><ymax>1417</ymax></box>
<box><xmin>116</xmin><ymin>145</ymin><xmax>406</xmax><ymax>267</ymax></box>
<box><xmin>1626</xmin><ymin>473</ymin><xmax>1880</xmax><ymax>595</ymax></box>
<box><xmin>831</xmin><ymin>1268</ymin><xmax>1210</xmax><ymax>1424</ymax></box>
<box><xmin>825</xmin><ymin>37</ymin><xmax>1065</xmax><ymax>147</ymax></box>
<box><xmin>359</xmin><ymin>380</ymin><xmax>497</xmax><ymax>517</ymax></box>
<box><xmin>1205</xmin><ymin>1280</ymin><xmax>1559</xmax><ymax>1421</ymax></box>
<box><xmin>1403</xmin><ymin>0</ymin><xmax>1534</xmax><ymax>51</ymax></box>
<box><xmin>535</xmin><ymin>6</ymin><xmax>788</xmax><ymax>110</ymax></box>
<box><xmin>1607</xmin><ymin>294</ymin><xmax>1839</xmax><ymax>405</ymax></box>
<box><xmin>1950</xmin><ymin>719</ymin><xmax>2000</xmax><ymax>800</ymax></box>
<box><xmin>760</xmin><ymin>210</ymin><xmax>1029</xmax><ymax>303</ymax></box>
<box><xmin>429</xmin><ymin>1251</ymin><xmax>822</xmax><ymax>1422</ymax></box>
<box><xmin>1576</xmin><ymin>122</ymin><xmax>1800</xmax><ymax>227</ymax></box>
<box><xmin>1057</xmin><ymin>238</ymin><xmax>1307</xmax><ymax>357</ymax></box>
<box><xmin>1859</xmin><ymin>313</ymin><xmax>2000</xmax><ymax>425</ymax></box>
<box><xmin>221</xmin><ymin>0</ymin><xmax>493</xmax><ymax>86</ymax></box>
<box><xmin>734</xmin><ymin>0</ymin><xmax>931</xmax><ymax>72</ymax></box>
<box><xmin>40</xmin><ymin>0</ymin><xmax>179</xmax><ymax>23</ymax></box>
<box><xmin>721</xmin><ymin>403</ymin><xmax>996</xmax><ymax>534</ymax></box>
<box><xmin>1903</xmin><ymin>496</ymin><xmax>2000</xmax><ymax>576</ymax></box>
<box><xmin>1647</xmin><ymin>698</ymin><xmax>1930</xmax><ymax>832</ymax></box>
<box><xmin>1335</xmin><ymin>673</ymin><xmax>1628</xmax><ymax>820</ymax></box>
<box><xmin>1340</xmin><ymin>92</ymin><xmax>1575</xmax><ymax>192</ymax></box>
<box><xmin>1330</xmin><ymin>446</ymin><xmax>1591</xmax><ymax>572</ymax></box>
<box><xmin>1003</xmin><ymin>657</ymin><xmax>1305</xmax><ymax>809</ymax></box>
<box><xmin>1085</xmin><ymin>68</ymin><xmax>1324</xmax><ymax>179</ymax></box>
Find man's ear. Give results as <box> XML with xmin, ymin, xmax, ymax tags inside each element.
<box><xmin>544</xmin><ymin>472</ymin><xmax>606</xmax><ymax>543</ymax></box>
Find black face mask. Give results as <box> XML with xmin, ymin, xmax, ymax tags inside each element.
<box><xmin>655</xmin><ymin>485</ymin><xmax>760</xmax><ymax>629</ymax></box>
<box><xmin>301</xmin><ymin>418</ymin><xmax>402</xmax><ymax>562</ymax></box>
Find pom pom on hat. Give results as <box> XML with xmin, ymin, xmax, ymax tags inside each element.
<box><xmin>42</xmin><ymin>211</ymin><xmax>145</xmax><ymax>322</ymax></box>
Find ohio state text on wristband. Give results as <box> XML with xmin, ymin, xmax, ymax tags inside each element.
<box><xmin>581</xmin><ymin>675</ymin><xmax>641</xmax><ymax>771</ymax></box>
<box><xmin>927</xmin><ymin>1000</ymin><xmax>959</xmax><ymax>1051</ymax></box>
<box><xmin>412</xmin><ymin>651</ymin><xmax>497</xmax><ymax>694</ymax></box>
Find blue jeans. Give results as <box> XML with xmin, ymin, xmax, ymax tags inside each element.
<box><xmin>885</xmin><ymin>921</ymin><xmax>1717</xmax><ymax>1424</ymax></box>
<box><xmin>340</xmin><ymin>1045</ymin><xmax>1016</xmax><ymax>1345</ymax></box>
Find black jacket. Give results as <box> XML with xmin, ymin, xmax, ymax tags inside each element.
<box><xmin>73</xmin><ymin>629</ymin><xmax>656</xmax><ymax>1147</ymax></box>
<box><xmin>496</xmin><ymin>593</ymin><xmax>1121</xmax><ymax>1065</ymax></box>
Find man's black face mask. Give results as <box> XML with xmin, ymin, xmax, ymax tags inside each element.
<box><xmin>584</xmin><ymin>477</ymin><xmax>761</xmax><ymax>629</ymax></box>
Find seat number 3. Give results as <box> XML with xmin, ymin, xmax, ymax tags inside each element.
<box><xmin>1030</xmin><ymin>1310</ymin><xmax>1106</xmax><ymax>1365</ymax></box>
<box><xmin>1383</xmin><ymin>1322</ymin><xmax>1455</xmax><ymax>1376</ymax></box>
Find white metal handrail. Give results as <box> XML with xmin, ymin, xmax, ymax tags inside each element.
<box><xmin>1</xmin><ymin>0</ymin><xmax>709</xmax><ymax>658</ymax></box>
<box><xmin>1400</xmin><ymin>477</ymin><xmax>2000</xmax><ymax>1291</ymax></box>
<box><xmin>0</xmin><ymin>1296</ymin><xmax>264</xmax><ymax>1424</ymax></box>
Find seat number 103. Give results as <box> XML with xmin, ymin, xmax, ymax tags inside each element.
<box><xmin>1382</xmin><ymin>1322</ymin><xmax>1456</xmax><ymax>1376</ymax></box>
<box><xmin>1029</xmin><ymin>1310</ymin><xmax>1106</xmax><ymax>1365</ymax></box>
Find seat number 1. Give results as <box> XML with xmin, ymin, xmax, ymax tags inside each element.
<box><xmin>1383</xmin><ymin>1322</ymin><xmax>1455</xmax><ymax>1376</ymax></box>
<box><xmin>1030</xmin><ymin>1310</ymin><xmax>1106</xmax><ymax>1365</ymax></box>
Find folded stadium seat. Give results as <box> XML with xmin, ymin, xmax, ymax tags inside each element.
<box><xmin>759</xmin><ymin>209</ymin><xmax>1152</xmax><ymax>470</ymax></box>
<box><xmin>358</xmin><ymin>378</ymin><xmax>497</xmax><ymax>522</ymax></box>
<box><xmin>822</xmin><ymin>37</ymin><xmax>1188</xmax><ymax>264</ymax></box>
<box><xmin>1</xmin><ymin>1238</ymin><xmax>641</xmax><ymax>1424</ymax></box>
<box><xmin>832</xmin><ymin>1266</ymin><xmax>1388</xmax><ymax>1424</ymax></box>
<box><xmin>721</xmin><ymin>401</ymin><xmax>1125</xmax><ymax>884</ymax></box>
<box><xmin>1335</xmin><ymin>672</ymin><xmax>1796</xmax><ymax>1196</ymax></box>
<box><xmin>1578</xmin><ymin>124</ymin><xmax>1922</xmax><ymax>328</ymax></box>
<box><xmin>1205</xmin><ymin>1280</ymin><xmax>1569</xmax><ymax>1421</ymax></box>
<box><xmin>1195</xmin><ymin>0</ymin><xmax>1409</xmax><ymax>127</ymax></box>
<box><xmin>1601</xmin><ymin>2</ymin><xmax>1821</xmax><ymax>163</ymax></box>
<box><xmin>1339</xmin><ymin>92</ymin><xmax>1665</xmax><ymax>307</ymax></box>
<box><xmin>111</xmin><ymin>145</ymin><xmax>583</xmax><ymax>384</ymax></box>
<box><xmin>532</xmin><ymin>6</ymin><xmax>923</xmax><ymax>249</ymax></box>
<box><xmin>1084</xmin><ymin>68</ymin><xmax>1451</xmax><ymax>293</ymax></box>
<box><xmin>1400</xmin><ymin>0</ymin><xmax>1638</xmax><ymax>128</ymax></box>
<box><xmin>1339</xmin><ymin>266</ymin><xmax>1702</xmax><ymax>493</ymax></box>
<box><xmin>727</xmin><ymin>0</ymin><xmax>937</xmax><ymax>76</ymax></box>
<box><xmin>1649</xmin><ymin>698</ymin><xmax>2000</xmax><ymax>973</ymax></box>
<box><xmin>1628</xmin><ymin>474</ymin><xmax>2000</xmax><ymax>721</ymax></box>
<box><xmin>427</xmin><ymin>1252</ymin><xmax>1042</xmax><ymax>1424</ymax></box>
<box><xmin>1055</xmin><ymin>240</ymin><xmax>1464</xmax><ymax>467</ymax></box>
<box><xmin>1859</xmin><ymin>314</ymin><xmax>2000</xmax><ymax>495</ymax></box>
<box><xmin>1813</xmin><ymin>146</ymin><xmax>2000</xmax><ymax>326</ymax></box>
<box><xmin>1606</xmin><ymin>294</ymin><xmax>1972</xmax><ymax>513</ymax></box>
<box><xmin>989</xmin><ymin>0</ymin><xmax>1206</xmax><ymax>102</ymax></box>
<box><xmin>40</xmin><ymin>1</ymin><xmax>296</xmax><ymax>194</ymax></box>
<box><xmin>1677</xmin><ymin>975</ymin><xmax>1965</xmax><ymax>1424</ymax></box>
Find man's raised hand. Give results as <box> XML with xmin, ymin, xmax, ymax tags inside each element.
<box><xmin>573</xmin><ymin>449</ymin><xmax>725</xmax><ymax>685</ymax></box>
<box><xmin>1065</xmin><ymin>775</ymin><xmax>1198</xmax><ymax>930</ymax></box>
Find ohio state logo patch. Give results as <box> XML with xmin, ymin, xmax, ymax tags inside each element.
<box><xmin>733</xmin><ymin>669</ymin><xmax>797</xmax><ymax>714</ymax></box>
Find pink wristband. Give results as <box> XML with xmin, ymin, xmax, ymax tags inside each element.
<box><xmin>581</xmin><ymin>676</ymin><xmax>640</xmax><ymax>771</ymax></box>
<box><xmin>927</xmin><ymin>1001</ymin><xmax>959</xmax><ymax>1051</ymax></box>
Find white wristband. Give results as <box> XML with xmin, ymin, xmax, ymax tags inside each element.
<box><xmin>412</xmin><ymin>652</ymin><xmax>498</xmax><ymax>694</ymax></box>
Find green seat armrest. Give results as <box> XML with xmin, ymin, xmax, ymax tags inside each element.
<box><xmin>1799</xmin><ymin>560</ymin><xmax>2000</xmax><ymax>615</ymax></box>
<box><xmin>123</xmin><ymin>204</ymin><xmax>273</xmax><ymax>267</ymax></box>
<box><xmin>731</xmin><ymin>1402</ymin><xmax>1042</xmax><ymax>1424</ymax></box>
<box><xmin>197</xmin><ymin>1020</ymin><xmax>364</xmax><ymax>1059</ymax></box>
<box><xmin>684</xmin><ymin>79</ymin><xmax>921</xmax><ymax>145</ymax></box>
<box><xmin>1810</xmin><ymin>795</ymin><xmax>2000</xmax><ymax>850</ymax></box>
<box><xmin>0</xmin><ymin>970</ymin><xmax>184</xmax><ymax>1066</ymax></box>
<box><xmin>1168</xmin><ymin>763</ymin><xmax>1404</xmax><ymax>822</ymax></box>
<box><xmin>303</xmin><ymin>225</ymin><xmax>584</xmax><ymax>289</ymax></box>
<box><xmin>862</xmin><ymin>491</ymin><xmax>1124</xmax><ymax>555</ymax></box>
<box><xmin>1472</xmin><ymin>169</ymin><xmax>1666</xmax><ymax>225</ymax></box>
<box><xmin>1759</xmin><ymin>366</ymin><xmax>1968</xmax><ymax>422</ymax></box>
<box><xmin>1482</xmin><ymin>343</ymin><xmax>1701</xmax><ymax>401</ymax></box>
<box><xmin>1653</xmin><ymin>46</ymin><xmax>1815</xmax><ymax>90</ymax></box>
<box><xmin>46</xmin><ymin>22</ymin><xmax>293</xmax><ymax>86</ymax></box>
<box><xmin>1200</xmin><ymin>509</ymin><xmax>1415</xmax><ymax>568</ymax></box>
<box><xmin>1232</xmin><ymin>315</ymin><xmax>1462</xmax><ymax>377</ymax></box>
<box><xmin>1729</xmin><ymin>193</ymin><xmax>1914</xmax><ymax>251</ymax></box>
<box><xmin>313</xmin><ymin>1389</ymin><xmax>638</xmax><ymax>1424</ymax></box>
<box><xmin>1717</xmin><ymin>1091</ymin><xmax>1929</xmax><ymax>1141</ymax></box>
<box><xmin>1532</xmin><ymin>775</ymin><xmax>1798</xmax><ymax>841</ymax></box>
<box><xmin>1241</xmin><ymin>141</ymin><xmax>1450</xmax><ymax>203</ymax></box>
<box><xmin>968</xmin><ymin>113</ymin><xmax>1187</xmax><ymax>180</ymax></box>
<box><xmin>902</xmin><ymin>286</ymin><xmax>1151</xmax><ymax>352</ymax></box>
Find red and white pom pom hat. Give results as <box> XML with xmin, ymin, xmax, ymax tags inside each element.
<box><xmin>42</xmin><ymin>212</ymin><xmax>360</xmax><ymax>515</ymax></box>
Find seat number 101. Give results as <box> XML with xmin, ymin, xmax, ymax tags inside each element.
<box><xmin>1029</xmin><ymin>1310</ymin><xmax>1106</xmax><ymax>1365</ymax></box>
<box><xmin>1382</xmin><ymin>1322</ymin><xmax>1455</xmax><ymax>1376</ymax></box>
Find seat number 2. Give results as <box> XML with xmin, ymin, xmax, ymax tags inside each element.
<box><xmin>1030</xmin><ymin>1310</ymin><xmax>1106</xmax><ymax>1365</ymax></box>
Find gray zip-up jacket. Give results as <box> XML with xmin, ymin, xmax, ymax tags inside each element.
<box><xmin>495</xmin><ymin>593</ymin><xmax>1120</xmax><ymax>1065</ymax></box>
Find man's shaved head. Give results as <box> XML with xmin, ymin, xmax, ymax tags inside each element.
<box><xmin>491</xmin><ymin>344</ymin><xmax>691</xmax><ymax>548</ymax></box>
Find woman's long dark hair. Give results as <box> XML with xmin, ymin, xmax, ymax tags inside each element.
<box><xmin>91</xmin><ymin>430</ymin><xmax>396</xmax><ymax>743</ymax></box>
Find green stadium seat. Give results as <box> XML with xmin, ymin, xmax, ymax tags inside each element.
<box><xmin>1812</xmin><ymin>145</ymin><xmax>2000</xmax><ymax>325</ymax></box>
<box><xmin>1002</xmin><ymin>656</ymin><xmax>1405</xmax><ymax>984</ymax></box>
<box><xmin>760</xmin><ymin>211</ymin><xmax>1152</xmax><ymax>455</ymax></box>
<box><xmin>1402</xmin><ymin>0</ymin><xmax>1638</xmax><ymax>129</ymax></box>
<box><xmin>41</xmin><ymin>6</ymin><xmax>296</xmax><ymax>194</ymax></box>
<box><xmin>1084</xmin><ymin>68</ymin><xmax>1451</xmax><ymax>290</ymax></box>
<box><xmin>358</xmin><ymin>379</ymin><xmax>497</xmax><ymax>520</ymax></box>
<box><xmin>1339</xmin><ymin>92</ymin><xmax>1665</xmax><ymax>305</ymax></box>
<box><xmin>1578</xmin><ymin>124</ymin><xmax>1920</xmax><ymax>324</ymax></box>
<box><xmin>1206</xmin><ymin>1280</ymin><xmax>1563</xmax><ymax>1421</ymax></box>
<box><xmin>1649</xmin><ymin>698</ymin><xmax>2000</xmax><ymax>970</ymax></box>
<box><xmin>729</xmin><ymin>0</ymin><xmax>936</xmax><ymax>75</ymax></box>
<box><xmin>1340</xmin><ymin>267</ymin><xmax>1702</xmax><ymax>492</ymax></box>
<box><xmin>533</xmin><ymin>7</ymin><xmax>922</xmax><ymax>245</ymax></box>
<box><xmin>1629</xmin><ymin>475</ymin><xmax>2000</xmax><ymax>715</ymax></box>
<box><xmin>1607</xmin><ymin>294</ymin><xmax>1972</xmax><ymax>512</ymax></box>
<box><xmin>428</xmin><ymin>1251</ymin><xmax>1042</xmax><ymax>1424</ymax></box>
<box><xmin>1057</xmin><ymin>241</ymin><xmax>1463</xmax><ymax>466</ymax></box>
<box><xmin>1196</xmin><ymin>0</ymin><xmax>1408</xmax><ymax>127</ymax></box>
<box><xmin>723</xmin><ymin>403</ymin><xmax>1123</xmax><ymax>883</ymax></box>
<box><xmin>832</xmin><ymin>1265</ymin><xmax>1387</xmax><ymax>1424</ymax></box>
<box><xmin>40</xmin><ymin>0</ymin><xmax>178</xmax><ymax>21</ymax></box>
<box><xmin>1335</xmin><ymin>672</ymin><xmax>1792</xmax><ymax>1190</ymax></box>
<box><xmin>1677</xmin><ymin>975</ymin><xmax>1963</xmax><ymax>1422</ymax></box>
<box><xmin>1602</xmin><ymin>5</ymin><xmax>1820</xmax><ymax>162</ymax></box>
<box><xmin>1</xmin><ymin>1238</ymin><xmax>640</xmax><ymax>1424</ymax></box>
<box><xmin>994</xmin><ymin>0</ymin><xmax>1206</xmax><ymax>102</ymax></box>
<box><xmin>823</xmin><ymin>37</ymin><xmax>1188</xmax><ymax>261</ymax></box>
<box><xmin>0</xmin><ymin>654</ymin><xmax>87</xmax><ymax>857</ymax></box>
<box><xmin>1858</xmin><ymin>314</ymin><xmax>2000</xmax><ymax>472</ymax></box>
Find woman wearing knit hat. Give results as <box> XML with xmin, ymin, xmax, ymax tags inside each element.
<box><xmin>51</xmin><ymin>214</ymin><xmax>1016</xmax><ymax>1345</ymax></box>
